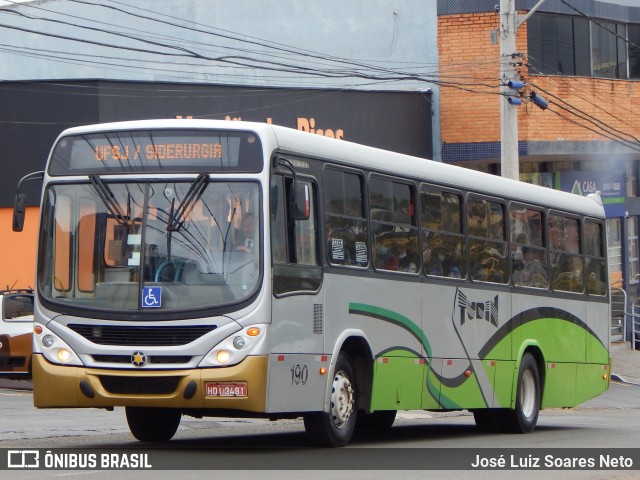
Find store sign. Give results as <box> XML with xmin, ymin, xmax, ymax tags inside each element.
<box><xmin>559</xmin><ymin>171</ymin><xmax>625</xmax><ymax>217</ymax></box>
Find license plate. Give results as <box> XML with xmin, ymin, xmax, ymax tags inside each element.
<box><xmin>205</xmin><ymin>382</ymin><xmax>247</xmax><ymax>397</ymax></box>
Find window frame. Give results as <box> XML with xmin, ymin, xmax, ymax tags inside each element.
<box><xmin>420</xmin><ymin>184</ymin><xmax>467</xmax><ymax>280</ymax></box>
<box><xmin>509</xmin><ymin>203</ymin><xmax>549</xmax><ymax>289</ymax></box>
<box><xmin>323</xmin><ymin>166</ymin><xmax>369</xmax><ymax>269</ymax></box>
<box><xmin>466</xmin><ymin>194</ymin><xmax>508</xmax><ymax>284</ymax></box>
<box><xmin>548</xmin><ymin>211</ymin><xmax>584</xmax><ymax>294</ymax></box>
<box><xmin>368</xmin><ymin>174</ymin><xmax>419</xmax><ymax>274</ymax></box>
<box><xmin>270</xmin><ymin>171</ymin><xmax>323</xmax><ymax>297</ymax></box>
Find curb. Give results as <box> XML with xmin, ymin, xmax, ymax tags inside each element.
<box><xmin>611</xmin><ymin>373</ymin><xmax>640</xmax><ymax>386</ymax></box>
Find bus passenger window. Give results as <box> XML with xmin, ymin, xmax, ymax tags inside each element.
<box><xmin>468</xmin><ymin>196</ymin><xmax>507</xmax><ymax>283</ymax></box>
<box><xmin>550</xmin><ymin>214</ymin><xmax>584</xmax><ymax>293</ymax></box>
<box><xmin>325</xmin><ymin>169</ymin><xmax>368</xmax><ymax>267</ymax></box>
<box><xmin>421</xmin><ymin>187</ymin><xmax>465</xmax><ymax>279</ymax></box>
<box><xmin>585</xmin><ymin>220</ymin><xmax>607</xmax><ymax>295</ymax></box>
<box><xmin>510</xmin><ymin>206</ymin><xmax>548</xmax><ymax>288</ymax></box>
<box><xmin>369</xmin><ymin>177</ymin><xmax>418</xmax><ymax>273</ymax></box>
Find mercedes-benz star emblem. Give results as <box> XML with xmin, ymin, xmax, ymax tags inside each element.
<box><xmin>131</xmin><ymin>351</ymin><xmax>147</xmax><ymax>367</ymax></box>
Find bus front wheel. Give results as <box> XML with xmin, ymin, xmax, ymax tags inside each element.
<box><xmin>303</xmin><ymin>353</ymin><xmax>357</xmax><ymax>447</ymax></box>
<box><xmin>125</xmin><ymin>407</ymin><xmax>182</xmax><ymax>442</ymax></box>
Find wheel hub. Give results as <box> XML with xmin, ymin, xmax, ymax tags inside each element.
<box><xmin>521</xmin><ymin>369</ymin><xmax>536</xmax><ymax>419</ymax></box>
<box><xmin>331</xmin><ymin>370</ymin><xmax>355</xmax><ymax>428</ymax></box>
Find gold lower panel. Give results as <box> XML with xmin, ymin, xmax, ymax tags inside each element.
<box><xmin>32</xmin><ymin>354</ymin><xmax>268</xmax><ymax>412</ymax></box>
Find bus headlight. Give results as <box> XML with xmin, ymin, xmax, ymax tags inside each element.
<box><xmin>34</xmin><ymin>326</ymin><xmax>83</xmax><ymax>366</ymax></box>
<box><xmin>57</xmin><ymin>348</ymin><xmax>72</xmax><ymax>363</ymax></box>
<box><xmin>216</xmin><ymin>350</ymin><xmax>232</xmax><ymax>364</ymax></box>
<box><xmin>199</xmin><ymin>324</ymin><xmax>267</xmax><ymax>367</ymax></box>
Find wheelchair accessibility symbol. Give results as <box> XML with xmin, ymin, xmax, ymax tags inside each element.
<box><xmin>142</xmin><ymin>287</ymin><xmax>162</xmax><ymax>308</ymax></box>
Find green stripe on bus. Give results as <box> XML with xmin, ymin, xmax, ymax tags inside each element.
<box><xmin>349</xmin><ymin>303</ymin><xmax>433</xmax><ymax>357</ymax></box>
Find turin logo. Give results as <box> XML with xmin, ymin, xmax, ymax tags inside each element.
<box><xmin>455</xmin><ymin>289</ymin><xmax>499</xmax><ymax>327</ymax></box>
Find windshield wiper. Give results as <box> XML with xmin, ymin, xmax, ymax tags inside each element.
<box><xmin>89</xmin><ymin>174</ymin><xmax>127</xmax><ymax>225</ymax></box>
<box><xmin>166</xmin><ymin>173</ymin><xmax>209</xmax><ymax>232</ymax></box>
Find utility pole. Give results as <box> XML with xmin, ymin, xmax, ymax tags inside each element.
<box><xmin>499</xmin><ymin>0</ymin><xmax>519</xmax><ymax>181</ymax></box>
<box><xmin>499</xmin><ymin>0</ymin><xmax>548</xmax><ymax>180</ymax></box>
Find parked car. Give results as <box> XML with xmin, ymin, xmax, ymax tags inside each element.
<box><xmin>0</xmin><ymin>289</ymin><xmax>33</xmax><ymax>379</ymax></box>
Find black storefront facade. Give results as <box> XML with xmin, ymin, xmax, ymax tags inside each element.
<box><xmin>0</xmin><ymin>80</ymin><xmax>433</xmax><ymax>208</ymax></box>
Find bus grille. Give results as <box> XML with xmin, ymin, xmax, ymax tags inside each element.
<box><xmin>98</xmin><ymin>375</ymin><xmax>181</xmax><ymax>395</ymax></box>
<box><xmin>68</xmin><ymin>324</ymin><xmax>215</xmax><ymax>346</ymax></box>
<box><xmin>92</xmin><ymin>355</ymin><xmax>192</xmax><ymax>365</ymax></box>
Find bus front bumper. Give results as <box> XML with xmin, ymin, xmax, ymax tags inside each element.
<box><xmin>32</xmin><ymin>354</ymin><xmax>268</xmax><ymax>412</ymax></box>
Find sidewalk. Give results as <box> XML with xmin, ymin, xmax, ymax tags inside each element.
<box><xmin>610</xmin><ymin>341</ymin><xmax>640</xmax><ymax>385</ymax></box>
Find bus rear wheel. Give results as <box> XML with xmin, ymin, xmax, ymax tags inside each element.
<box><xmin>125</xmin><ymin>407</ymin><xmax>182</xmax><ymax>442</ymax></box>
<box><xmin>303</xmin><ymin>353</ymin><xmax>357</xmax><ymax>447</ymax></box>
<box><xmin>506</xmin><ymin>353</ymin><xmax>541</xmax><ymax>433</ymax></box>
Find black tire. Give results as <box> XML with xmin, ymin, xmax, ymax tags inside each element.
<box><xmin>506</xmin><ymin>353</ymin><xmax>541</xmax><ymax>433</ymax></box>
<box><xmin>303</xmin><ymin>352</ymin><xmax>357</xmax><ymax>447</ymax></box>
<box><xmin>125</xmin><ymin>407</ymin><xmax>182</xmax><ymax>442</ymax></box>
<box><xmin>356</xmin><ymin>410</ymin><xmax>396</xmax><ymax>431</ymax></box>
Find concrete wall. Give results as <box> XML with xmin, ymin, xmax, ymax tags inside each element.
<box><xmin>0</xmin><ymin>0</ymin><xmax>437</xmax><ymax>90</ymax></box>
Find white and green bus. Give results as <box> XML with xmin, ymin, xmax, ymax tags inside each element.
<box><xmin>14</xmin><ymin>119</ymin><xmax>610</xmax><ymax>446</ymax></box>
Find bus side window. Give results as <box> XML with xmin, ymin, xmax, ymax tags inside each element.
<box><xmin>510</xmin><ymin>205</ymin><xmax>548</xmax><ymax>289</ymax></box>
<box><xmin>585</xmin><ymin>220</ymin><xmax>606</xmax><ymax>296</ymax></box>
<box><xmin>369</xmin><ymin>177</ymin><xmax>419</xmax><ymax>273</ymax></box>
<box><xmin>421</xmin><ymin>187</ymin><xmax>466</xmax><ymax>279</ymax></box>
<box><xmin>550</xmin><ymin>214</ymin><xmax>584</xmax><ymax>293</ymax></box>
<box><xmin>271</xmin><ymin>174</ymin><xmax>321</xmax><ymax>296</ymax></box>
<box><xmin>324</xmin><ymin>168</ymin><xmax>368</xmax><ymax>268</ymax></box>
<box><xmin>468</xmin><ymin>196</ymin><xmax>508</xmax><ymax>284</ymax></box>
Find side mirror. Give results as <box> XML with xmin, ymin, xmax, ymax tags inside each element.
<box><xmin>12</xmin><ymin>193</ymin><xmax>26</xmax><ymax>232</ymax></box>
<box><xmin>12</xmin><ymin>171</ymin><xmax>44</xmax><ymax>232</ymax></box>
<box><xmin>290</xmin><ymin>182</ymin><xmax>310</xmax><ymax>221</ymax></box>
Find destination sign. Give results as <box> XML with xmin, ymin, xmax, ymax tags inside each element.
<box><xmin>49</xmin><ymin>129</ymin><xmax>262</xmax><ymax>175</ymax></box>
<box><xmin>94</xmin><ymin>143</ymin><xmax>223</xmax><ymax>162</ymax></box>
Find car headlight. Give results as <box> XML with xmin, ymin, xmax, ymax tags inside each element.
<box><xmin>199</xmin><ymin>324</ymin><xmax>266</xmax><ymax>367</ymax></box>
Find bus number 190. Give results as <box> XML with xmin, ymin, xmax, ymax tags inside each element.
<box><xmin>290</xmin><ymin>364</ymin><xmax>308</xmax><ymax>386</ymax></box>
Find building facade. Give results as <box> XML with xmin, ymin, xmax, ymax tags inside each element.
<box><xmin>438</xmin><ymin>0</ymin><xmax>640</xmax><ymax>315</ymax></box>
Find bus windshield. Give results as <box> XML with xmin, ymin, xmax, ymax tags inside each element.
<box><xmin>38</xmin><ymin>179</ymin><xmax>261</xmax><ymax>315</ymax></box>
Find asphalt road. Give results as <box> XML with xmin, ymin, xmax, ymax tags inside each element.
<box><xmin>0</xmin><ymin>380</ymin><xmax>639</xmax><ymax>479</ymax></box>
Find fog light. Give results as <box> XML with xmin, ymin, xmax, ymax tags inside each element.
<box><xmin>233</xmin><ymin>336</ymin><xmax>246</xmax><ymax>350</ymax></box>
<box><xmin>216</xmin><ymin>350</ymin><xmax>231</xmax><ymax>364</ymax></box>
<box><xmin>57</xmin><ymin>349</ymin><xmax>71</xmax><ymax>363</ymax></box>
<box><xmin>42</xmin><ymin>335</ymin><xmax>55</xmax><ymax>348</ymax></box>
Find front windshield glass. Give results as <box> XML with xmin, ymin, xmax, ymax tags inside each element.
<box><xmin>38</xmin><ymin>179</ymin><xmax>261</xmax><ymax>314</ymax></box>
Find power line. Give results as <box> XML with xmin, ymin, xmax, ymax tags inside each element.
<box><xmin>2</xmin><ymin>0</ymin><xmax>639</xmax><ymax>156</ymax></box>
<box><xmin>3</xmin><ymin>0</ymin><xmax>434</xmax><ymax>84</ymax></box>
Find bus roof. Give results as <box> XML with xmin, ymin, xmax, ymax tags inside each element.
<box><xmin>56</xmin><ymin>119</ymin><xmax>605</xmax><ymax>219</ymax></box>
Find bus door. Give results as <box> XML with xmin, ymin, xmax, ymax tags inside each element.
<box><xmin>267</xmin><ymin>173</ymin><xmax>326</xmax><ymax>412</ymax></box>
